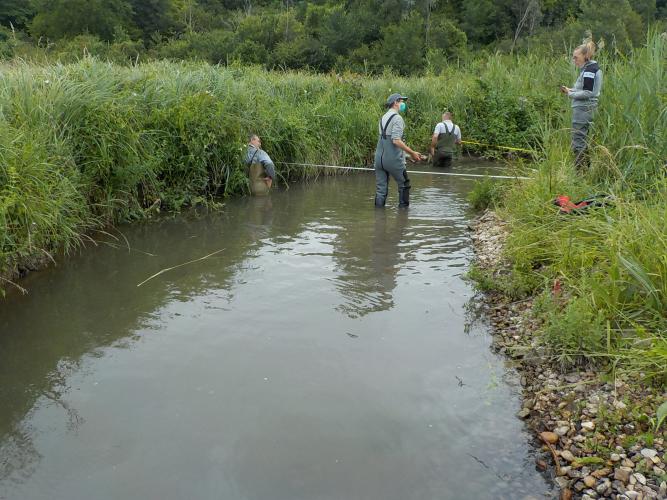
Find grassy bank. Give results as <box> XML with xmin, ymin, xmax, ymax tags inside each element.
<box><xmin>0</xmin><ymin>55</ymin><xmax>564</xmax><ymax>292</ymax></box>
<box><xmin>470</xmin><ymin>31</ymin><xmax>667</xmax><ymax>383</ymax></box>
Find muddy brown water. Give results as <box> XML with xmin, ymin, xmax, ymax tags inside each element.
<box><xmin>0</xmin><ymin>160</ymin><xmax>552</xmax><ymax>500</ymax></box>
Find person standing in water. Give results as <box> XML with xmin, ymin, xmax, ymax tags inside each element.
<box><xmin>429</xmin><ymin>110</ymin><xmax>461</xmax><ymax>169</ymax></box>
<box><xmin>560</xmin><ymin>39</ymin><xmax>603</xmax><ymax>169</ymax></box>
<box><xmin>373</xmin><ymin>93</ymin><xmax>424</xmax><ymax>208</ymax></box>
<box><xmin>245</xmin><ymin>134</ymin><xmax>276</xmax><ymax>194</ymax></box>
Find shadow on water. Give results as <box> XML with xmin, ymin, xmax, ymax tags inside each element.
<box><xmin>0</xmin><ymin>159</ymin><xmax>553</xmax><ymax>500</ymax></box>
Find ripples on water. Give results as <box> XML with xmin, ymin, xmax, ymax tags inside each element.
<box><xmin>0</xmin><ymin>160</ymin><xmax>552</xmax><ymax>500</ymax></box>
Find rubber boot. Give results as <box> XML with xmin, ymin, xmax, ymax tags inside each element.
<box><xmin>398</xmin><ymin>186</ymin><xmax>410</xmax><ymax>208</ymax></box>
<box><xmin>375</xmin><ymin>194</ymin><xmax>387</xmax><ymax>208</ymax></box>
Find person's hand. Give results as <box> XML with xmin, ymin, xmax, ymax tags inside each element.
<box><xmin>560</xmin><ymin>85</ymin><xmax>570</xmax><ymax>94</ymax></box>
<box><xmin>264</xmin><ymin>178</ymin><xmax>273</xmax><ymax>189</ymax></box>
<box><xmin>409</xmin><ymin>151</ymin><xmax>422</xmax><ymax>162</ymax></box>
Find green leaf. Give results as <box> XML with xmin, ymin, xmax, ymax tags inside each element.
<box><xmin>656</xmin><ymin>401</ymin><xmax>667</xmax><ymax>432</ymax></box>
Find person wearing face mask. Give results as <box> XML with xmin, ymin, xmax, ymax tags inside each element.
<box><xmin>373</xmin><ymin>93</ymin><xmax>424</xmax><ymax>208</ymax></box>
<box><xmin>560</xmin><ymin>39</ymin><xmax>603</xmax><ymax>170</ymax></box>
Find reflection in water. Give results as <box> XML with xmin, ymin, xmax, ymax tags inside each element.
<box><xmin>0</xmin><ymin>159</ymin><xmax>552</xmax><ymax>500</ymax></box>
<box><xmin>333</xmin><ymin>210</ymin><xmax>408</xmax><ymax>318</ymax></box>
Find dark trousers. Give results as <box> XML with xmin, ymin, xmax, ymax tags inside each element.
<box><xmin>432</xmin><ymin>152</ymin><xmax>453</xmax><ymax>168</ymax></box>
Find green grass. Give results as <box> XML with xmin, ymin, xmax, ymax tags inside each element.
<box><xmin>0</xmin><ymin>56</ymin><xmax>556</xmax><ymax>288</ymax></box>
<box><xmin>493</xmin><ymin>31</ymin><xmax>667</xmax><ymax>382</ymax></box>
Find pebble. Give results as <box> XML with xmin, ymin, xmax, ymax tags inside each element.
<box><xmin>517</xmin><ymin>408</ymin><xmax>531</xmax><ymax>418</ymax></box>
<box><xmin>555</xmin><ymin>476</ymin><xmax>570</xmax><ymax>490</ymax></box>
<box><xmin>614</xmin><ymin>467</ymin><xmax>633</xmax><ymax>482</ymax></box>
<box><xmin>555</xmin><ymin>426</ymin><xmax>570</xmax><ymax>436</ymax></box>
<box><xmin>611</xmin><ymin>453</ymin><xmax>622</xmax><ymax>462</ymax></box>
<box><xmin>584</xmin><ymin>476</ymin><xmax>597</xmax><ymax>488</ymax></box>
<box><xmin>561</xmin><ymin>450</ymin><xmax>576</xmax><ymax>462</ymax></box>
<box><xmin>581</xmin><ymin>421</ymin><xmax>595</xmax><ymax>431</ymax></box>
<box><xmin>641</xmin><ymin>448</ymin><xmax>658</xmax><ymax>459</ymax></box>
<box><xmin>633</xmin><ymin>473</ymin><xmax>647</xmax><ymax>486</ymax></box>
<box><xmin>540</xmin><ymin>431</ymin><xmax>559</xmax><ymax>444</ymax></box>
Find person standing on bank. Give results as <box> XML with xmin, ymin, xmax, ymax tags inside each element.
<box><xmin>430</xmin><ymin>111</ymin><xmax>461</xmax><ymax>168</ymax></box>
<box><xmin>374</xmin><ymin>93</ymin><xmax>424</xmax><ymax>208</ymax></box>
<box><xmin>560</xmin><ymin>39</ymin><xmax>602</xmax><ymax>169</ymax></box>
<box><xmin>245</xmin><ymin>134</ymin><xmax>276</xmax><ymax>193</ymax></box>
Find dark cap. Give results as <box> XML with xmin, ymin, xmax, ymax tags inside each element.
<box><xmin>386</xmin><ymin>93</ymin><xmax>408</xmax><ymax>106</ymax></box>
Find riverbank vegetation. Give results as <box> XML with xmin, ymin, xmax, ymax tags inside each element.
<box><xmin>469</xmin><ymin>31</ymin><xmax>666</xmax><ymax>384</ymax></box>
<box><xmin>0</xmin><ymin>51</ymin><xmax>558</xmax><ymax>292</ymax></box>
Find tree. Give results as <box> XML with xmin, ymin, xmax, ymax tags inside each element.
<box><xmin>374</xmin><ymin>10</ymin><xmax>426</xmax><ymax>75</ymax></box>
<box><xmin>578</xmin><ymin>0</ymin><xmax>643</xmax><ymax>51</ymax></box>
<box><xmin>31</xmin><ymin>0</ymin><xmax>134</xmax><ymax>41</ymax></box>
<box><xmin>129</xmin><ymin>0</ymin><xmax>176</xmax><ymax>40</ymax></box>
<box><xmin>0</xmin><ymin>0</ymin><xmax>35</xmax><ymax>28</ymax></box>
<box><xmin>511</xmin><ymin>0</ymin><xmax>542</xmax><ymax>52</ymax></box>
<box><xmin>461</xmin><ymin>0</ymin><xmax>513</xmax><ymax>45</ymax></box>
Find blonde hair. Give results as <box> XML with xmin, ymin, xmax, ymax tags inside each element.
<box><xmin>575</xmin><ymin>37</ymin><xmax>596</xmax><ymax>61</ymax></box>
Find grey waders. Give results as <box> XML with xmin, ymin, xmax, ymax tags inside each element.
<box><xmin>433</xmin><ymin>122</ymin><xmax>456</xmax><ymax>169</ymax></box>
<box><xmin>373</xmin><ymin>114</ymin><xmax>411</xmax><ymax>208</ymax></box>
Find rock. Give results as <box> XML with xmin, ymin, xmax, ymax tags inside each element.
<box><xmin>641</xmin><ymin>448</ymin><xmax>658</xmax><ymax>459</ymax></box>
<box><xmin>596</xmin><ymin>478</ymin><xmax>611</xmax><ymax>495</ymax></box>
<box><xmin>592</xmin><ymin>467</ymin><xmax>612</xmax><ymax>478</ymax></box>
<box><xmin>622</xmin><ymin>458</ymin><xmax>635</xmax><ymax>468</ymax></box>
<box><xmin>581</xmin><ymin>421</ymin><xmax>595</xmax><ymax>431</ymax></box>
<box><xmin>535</xmin><ymin>458</ymin><xmax>548</xmax><ymax>471</ymax></box>
<box><xmin>517</xmin><ymin>408</ymin><xmax>531</xmax><ymax>418</ymax></box>
<box><xmin>625</xmin><ymin>492</ymin><xmax>640</xmax><ymax>500</ymax></box>
<box><xmin>555</xmin><ymin>426</ymin><xmax>570</xmax><ymax>436</ymax></box>
<box><xmin>560</xmin><ymin>488</ymin><xmax>572</xmax><ymax>500</ymax></box>
<box><xmin>614</xmin><ymin>400</ymin><xmax>627</xmax><ymax>410</ymax></box>
<box><xmin>614</xmin><ymin>467</ymin><xmax>633</xmax><ymax>482</ymax></box>
<box><xmin>632</xmin><ymin>473</ymin><xmax>646</xmax><ymax>486</ymax></box>
<box><xmin>611</xmin><ymin>453</ymin><xmax>622</xmax><ymax>462</ymax></box>
<box><xmin>555</xmin><ymin>477</ymin><xmax>570</xmax><ymax>489</ymax></box>
<box><xmin>559</xmin><ymin>466</ymin><xmax>572</xmax><ymax>476</ymax></box>
<box><xmin>540</xmin><ymin>431</ymin><xmax>559</xmax><ymax>444</ymax></box>
<box><xmin>584</xmin><ymin>476</ymin><xmax>597</xmax><ymax>488</ymax></box>
<box><xmin>574</xmin><ymin>481</ymin><xmax>586</xmax><ymax>492</ymax></box>
<box><xmin>561</xmin><ymin>450</ymin><xmax>576</xmax><ymax>462</ymax></box>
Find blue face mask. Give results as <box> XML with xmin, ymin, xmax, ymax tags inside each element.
<box><xmin>398</xmin><ymin>101</ymin><xmax>407</xmax><ymax>113</ymax></box>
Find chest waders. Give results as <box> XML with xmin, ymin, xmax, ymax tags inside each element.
<box><xmin>433</xmin><ymin>123</ymin><xmax>456</xmax><ymax>169</ymax></box>
<box><xmin>248</xmin><ymin>149</ymin><xmax>270</xmax><ymax>196</ymax></box>
<box><xmin>373</xmin><ymin>114</ymin><xmax>411</xmax><ymax>208</ymax></box>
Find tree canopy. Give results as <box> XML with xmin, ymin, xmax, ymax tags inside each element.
<box><xmin>0</xmin><ymin>0</ymin><xmax>663</xmax><ymax>72</ymax></box>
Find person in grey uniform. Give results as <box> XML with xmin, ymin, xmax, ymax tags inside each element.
<box><xmin>430</xmin><ymin>111</ymin><xmax>462</xmax><ymax>168</ymax></box>
<box><xmin>245</xmin><ymin>134</ymin><xmax>276</xmax><ymax>189</ymax></box>
<box><xmin>373</xmin><ymin>93</ymin><xmax>423</xmax><ymax>208</ymax></box>
<box><xmin>560</xmin><ymin>40</ymin><xmax>603</xmax><ymax>169</ymax></box>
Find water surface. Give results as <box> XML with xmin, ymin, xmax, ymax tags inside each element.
<box><xmin>0</xmin><ymin>160</ymin><xmax>551</xmax><ymax>500</ymax></box>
